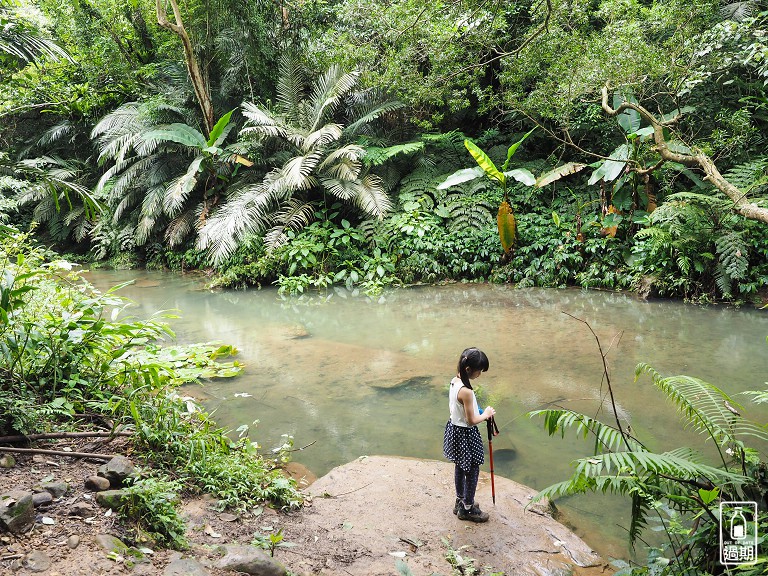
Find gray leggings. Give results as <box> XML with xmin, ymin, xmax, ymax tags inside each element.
<box><xmin>454</xmin><ymin>463</ymin><xmax>480</xmax><ymax>506</ymax></box>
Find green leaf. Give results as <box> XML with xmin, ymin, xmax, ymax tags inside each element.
<box><xmin>614</xmin><ymin>89</ymin><xmax>640</xmax><ymax>134</ymax></box>
<box><xmin>501</xmin><ymin>127</ymin><xmax>536</xmax><ymax>171</ymax></box>
<box><xmin>437</xmin><ymin>167</ymin><xmax>484</xmax><ymax>189</ymax></box>
<box><xmin>505</xmin><ymin>168</ymin><xmax>536</xmax><ymax>186</ymax></box>
<box><xmin>207</xmin><ymin>109</ymin><xmax>235</xmax><ymax>147</ymax></box>
<box><xmin>698</xmin><ymin>487</ymin><xmax>719</xmax><ymax>504</ymax></box>
<box><xmin>464</xmin><ymin>140</ymin><xmax>504</xmax><ymax>185</ymax></box>
<box><xmin>143</xmin><ymin>124</ymin><xmax>207</xmax><ymax>149</ymax></box>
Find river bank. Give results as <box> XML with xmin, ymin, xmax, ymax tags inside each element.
<box><xmin>1</xmin><ymin>437</ymin><xmax>607</xmax><ymax>576</ymax></box>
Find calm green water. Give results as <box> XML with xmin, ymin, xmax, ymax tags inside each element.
<box><xmin>84</xmin><ymin>269</ymin><xmax>768</xmax><ymax>559</ymax></box>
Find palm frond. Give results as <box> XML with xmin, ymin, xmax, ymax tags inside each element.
<box><xmin>0</xmin><ymin>6</ymin><xmax>71</xmax><ymax>64</ymax></box>
<box><xmin>197</xmin><ymin>183</ymin><xmax>275</xmax><ymax>264</ymax></box>
<box><xmin>163</xmin><ymin>157</ymin><xmax>202</xmax><ymax>216</ymax></box>
<box><xmin>264</xmin><ymin>198</ymin><xmax>315</xmax><ymax>250</ymax></box>
<box><xmin>351</xmin><ymin>174</ymin><xmax>391</xmax><ymax>217</ymax></box>
<box><xmin>345</xmin><ymin>100</ymin><xmax>405</xmax><ymax>134</ymax></box>
<box><xmin>276</xmin><ymin>54</ymin><xmax>307</xmax><ymax>125</ymax></box>
<box><xmin>721</xmin><ymin>1</ymin><xmax>758</xmax><ymax>21</ymax></box>
<box><xmin>165</xmin><ymin>210</ymin><xmax>196</xmax><ymax>247</ymax></box>
<box><xmin>37</xmin><ymin>121</ymin><xmax>75</xmax><ymax>147</ymax></box>
<box><xmin>240</xmin><ymin>102</ymin><xmax>288</xmax><ymax>140</ymax></box>
<box><xmin>303</xmin><ymin>123</ymin><xmax>343</xmax><ymax>153</ymax></box>
<box><xmin>309</xmin><ymin>65</ymin><xmax>361</xmax><ymax>132</ymax></box>
<box><xmin>318</xmin><ymin>145</ymin><xmax>364</xmax><ymax>180</ymax></box>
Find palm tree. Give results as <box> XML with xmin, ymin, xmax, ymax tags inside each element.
<box><xmin>91</xmin><ymin>101</ymin><xmax>244</xmax><ymax>249</ymax></box>
<box><xmin>197</xmin><ymin>55</ymin><xmax>402</xmax><ymax>264</ymax></box>
<box><xmin>0</xmin><ymin>3</ymin><xmax>70</xmax><ymax>69</ymax></box>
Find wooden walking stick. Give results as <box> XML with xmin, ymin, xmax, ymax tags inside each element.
<box><xmin>486</xmin><ymin>416</ymin><xmax>499</xmax><ymax>505</ymax></box>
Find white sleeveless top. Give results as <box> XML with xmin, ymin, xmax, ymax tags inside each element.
<box><xmin>448</xmin><ymin>376</ymin><xmax>479</xmax><ymax>427</ymax></box>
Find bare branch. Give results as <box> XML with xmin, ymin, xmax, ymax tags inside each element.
<box><xmin>0</xmin><ymin>446</ymin><xmax>116</xmax><ymax>460</ymax></box>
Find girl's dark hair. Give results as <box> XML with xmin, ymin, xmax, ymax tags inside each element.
<box><xmin>457</xmin><ymin>347</ymin><xmax>489</xmax><ymax>389</ymax></box>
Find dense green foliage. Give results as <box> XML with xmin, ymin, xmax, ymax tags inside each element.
<box><xmin>0</xmin><ymin>228</ymin><xmax>301</xmax><ymax>545</ymax></box>
<box><xmin>2</xmin><ymin>1</ymin><xmax>768</xmax><ymax>568</ymax></box>
<box><xmin>1</xmin><ymin>0</ymin><xmax>767</xmax><ymax>303</ymax></box>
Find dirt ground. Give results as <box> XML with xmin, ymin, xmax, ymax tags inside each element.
<box><xmin>0</xmin><ymin>438</ymin><xmax>610</xmax><ymax>576</ymax></box>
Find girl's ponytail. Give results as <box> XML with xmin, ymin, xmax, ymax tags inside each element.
<box><xmin>456</xmin><ymin>347</ymin><xmax>489</xmax><ymax>389</ymax></box>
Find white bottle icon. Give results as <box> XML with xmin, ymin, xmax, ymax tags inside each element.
<box><xmin>730</xmin><ymin>507</ymin><xmax>747</xmax><ymax>540</ymax></box>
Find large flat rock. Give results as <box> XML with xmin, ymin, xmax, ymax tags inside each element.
<box><xmin>279</xmin><ymin>455</ymin><xmax>606</xmax><ymax>576</ymax></box>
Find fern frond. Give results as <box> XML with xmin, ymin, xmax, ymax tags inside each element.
<box><xmin>363</xmin><ymin>142</ymin><xmax>424</xmax><ymax>166</ymax></box>
<box><xmin>722</xmin><ymin>157</ymin><xmax>768</xmax><ymax>192</ymax></box>
<box><xmin>528</xmin><ymin>409</ymin><xmax>646</xmax><ymax>453</ymax></box>
<box><xmin>635</xmin><ymin>364</ymin><xmax>768</xmax><ymax>447</ymax></box>
<box><xmin>715</xmin><ymin>230</ymin><xmax>748</xmax><ymax>281</ymax></box>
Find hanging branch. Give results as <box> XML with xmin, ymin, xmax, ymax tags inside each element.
<box><xmin>155</xmin><ymin>0</ymin><xmax>214</xmax><ymax>134</ymax></box>
<box><xmin>601</xmin><ymin>84</ymin><xmax>768</xmax><ymax>225</ymax></box>
<box><xmin>438</xmin><ymin>0</ymin><xmax>552</xmax><ymax>82</ymax></box>
<box><xmin>562</xmin><ymin>311</ymin><xmax>631</xmax><ymax>452</ymax></box>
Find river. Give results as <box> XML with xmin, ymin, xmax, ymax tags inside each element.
<box><xmin>83</xmin><ymin>269</ymin><xmax>768</xmax><ymax>560</ymax></box>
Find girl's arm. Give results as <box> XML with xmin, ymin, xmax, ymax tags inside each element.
<box><xmin>458</xmin><ymin>387</ymin><xmax>495</xmax><ymax>426</ymax></box>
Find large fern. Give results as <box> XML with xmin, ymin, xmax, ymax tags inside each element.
<box><xmin>636</xmin><ymin>363</ymin><xmax>768</xmax><ymax>454</ymax></box>
<box><xmin>722</xmin><ymin>157</ymin><xmax>768</xmax><ymax>194</ymax></box>
<box><xmin>530</xmin><ymin>362</ymin><xmax>764</xmax><ymax>549</ymax></box>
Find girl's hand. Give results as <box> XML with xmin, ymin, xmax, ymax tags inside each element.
<box><xmin>484</xmin><ymin>406</ymin><xmax>495</xmax><ymax>420</ymax></box>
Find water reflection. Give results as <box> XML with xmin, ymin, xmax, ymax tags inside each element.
<box><xmin>83</xmin><ymin>270</ymin><xmax>768</xmax><ymax>560</ymax></box>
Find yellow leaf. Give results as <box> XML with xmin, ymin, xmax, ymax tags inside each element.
<box><xmin>234</xmin><ymin>155</ymin><xmax>254</xmax><ymax>167</ymax></box>
<box><xmin>497</xmin><ymin>201</ymin><xmax>517</xmax><ymax>253</ymax></box>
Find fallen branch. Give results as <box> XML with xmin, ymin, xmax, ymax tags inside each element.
<box><xmin>601</xmin><ymin>84</ymin><xmax>768</xmax><ymax>225</ymax></box>
<box><xmin>0</xmin><ymin>431</ymin><xmax>132</xmax><ymax>444</ymax></box>
<box><xmin>0</xmin><ymin>446</ymin><xmax>116</xmax><ymax>461</ymax></box>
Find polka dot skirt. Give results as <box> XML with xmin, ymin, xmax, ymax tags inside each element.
<box><xmin>443</xmin><ymin>420</ymin><xmax>484</xmax><ymax>472</ymax></box>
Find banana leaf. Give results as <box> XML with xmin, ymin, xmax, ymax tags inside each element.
<box><xmin>497</xmin><ymin>201</ymin><xmax>517</xmax><ymax>253</ymax></box>
<box><xmin>465</xmin><ymin>140</ymin><xmax>505</xmax><ymax>185</ymax></box>
<box><xmin>535</xmin><ymin>162</ymin><xmax>587</xmax><ymax>187</ymax></box>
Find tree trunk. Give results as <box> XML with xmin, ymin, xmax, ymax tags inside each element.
<box><xmin>601</xmin><ymin>85</ymin><xmax>768</xmax><ymax>225</ymax></box>
<box><xmin>156</xmin><ymin>0</ymin><xmax>214</xmax><ymax>135</ymax></box>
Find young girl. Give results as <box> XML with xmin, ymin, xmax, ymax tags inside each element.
<box><xmin>443</xmin><ymin>347</ymin><xmax>496</xmax><ymax>522</ymax></box>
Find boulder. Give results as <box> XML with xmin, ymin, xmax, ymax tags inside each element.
<box><xmin>70</xmin><ymin>501</ymin><xmax>95</xmax><ymax>518</ymax></box>
<box><xmin>31</xmin><ymin>491</ymin><xmax>53</xmax><ymax>508</ymax></box>
<box><xmin>85</xmin><ymin>475</ymin><xmax>111</xmax><ymax>492</ymax></box>
<box><xmin>39</xmin><ymin>481</ymin><xmax>69</xmax><ymax>498</ymax></box>
<box><xmin>23</xmin><ymin>550</ymin><xmax>51</xmax><ymax>573</ymax></box>
<box><xmin>164</xmin><ymin>557</ymin><xmax>212</xmax><ymax>576</ymax></box>
<box><xmin>0</xmin><ymin>490</ymin><xmax>35</xmax><ymax>534</ymax></box>
<box><xmin>0</xmin><ymin>454</ymin><xmax>16</xmax><ymax>468</ymax></box>
<box><xmin>97</xmin><ymin>455</ymin><xmax>137</xmax><ymax>488</ymax></box>
<box><xmin>94</xmin><ymin>533</ymin><xmax>129</xmax><ymax>556</ymax></box>
<box><xmin>95</xmin><ymin>489</ymin><xmax>128</xmax><ymax>510</ymax></box>
<box><xmin>217</xmin><ymin>544</ymin><xmax>287</xmax><ymax>576</ymax></box>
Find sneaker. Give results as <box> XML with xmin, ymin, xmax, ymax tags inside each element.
<box><xmin>453</xmin><ymin>497</ymin><xmax>461</xmax><ymax>515</ymax></box>
<box><xmin>457</xmin><ymin>503</ymin><xmax>489</xmax><ymax>523</ymax></box>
